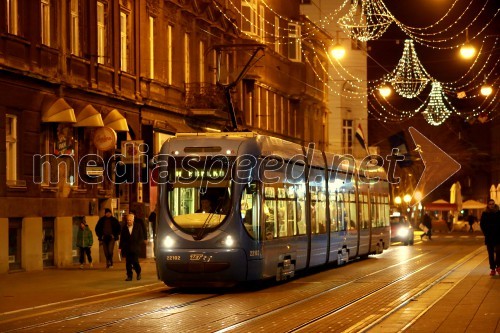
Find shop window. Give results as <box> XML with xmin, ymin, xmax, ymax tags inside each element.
<box><xmin>9</xmin><ymin>218</ymin><xmax>22</xmax><ymax>271</ymax></box>
<box><xmin>39</xmin><ymin>123</ymin><xmax>77</xmax><ymax>187</ymax></box>
<box><xmin>42</xmin><ymin>217</ymin><xmax>55</xmax><ymax>267</ymax></box>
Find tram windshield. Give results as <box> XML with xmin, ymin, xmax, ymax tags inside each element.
<box><xmin>165</xmin><ymin>156</ymin><xmax>233</xmax><ymax>238</ymax></box>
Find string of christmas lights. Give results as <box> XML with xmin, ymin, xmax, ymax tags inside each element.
<box><xmin>338</xmin><ymin>0</ymin><xmax>394</xmax><ymax>42</ymax></box>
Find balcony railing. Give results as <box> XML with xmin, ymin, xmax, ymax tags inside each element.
<box><xmin>185</xmin><ymin>82</ymin><xmax>226</xmax><ymax>110</ymax></box>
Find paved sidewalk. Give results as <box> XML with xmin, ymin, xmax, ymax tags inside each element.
<box><xmin>0</xmin><ymin>258</ymin><xmax>162</xmax><ymax>314</ymax></box>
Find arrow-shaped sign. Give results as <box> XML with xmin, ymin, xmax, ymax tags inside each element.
<box><xmin>408</xmin><ymin>127</ymin><xmax>461</xmax><ymax>205</ymax></box>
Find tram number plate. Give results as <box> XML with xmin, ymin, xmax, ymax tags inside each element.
<box><xmin>249</xmin><ymin>250</ymin><xmax>260</xmax><ymax>257</ymax></box>
<box><xmin>190</xmin><ymin>253</ymin><xmax>212</xmax><ymax>262</ymax></box>
<box><xmin>166</xmin><ymin>255</ymin><xmax>181</xmax><ymax>261</ymax></box>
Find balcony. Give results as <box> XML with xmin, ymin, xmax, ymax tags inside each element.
<box><xmin>185</xmin><ymin>82</ymin><xmax>228</xmax><ymax>119</ymax></box>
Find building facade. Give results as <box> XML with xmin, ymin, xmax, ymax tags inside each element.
<box><xmin>0</xmin><ymin>0</ymin><xmax>332</xmax><ymax>273</ymax></box>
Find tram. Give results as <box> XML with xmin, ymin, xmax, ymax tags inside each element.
<box><xmin>154</xmin><ymin>132</ymin><xmax>391</xmax><ymax>287</ymax></box>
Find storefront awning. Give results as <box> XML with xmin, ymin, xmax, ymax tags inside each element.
<box><xmin>74</xmin><ymin>104</ymin><xmax>104</xmax><ymax>127</ymax></box>
<box><xmin>103</xmin><ymin>109</ymin><xmax>128</xmax><ymax>132</ymax></box>
<box><xmin>424</xmin><ymin>199</ymin><xmax>457</xmax><ymax>211</ymax></box>
<box><xmin>42</xmin><ymin>98</ymin><xmax>76</xmax><ymax>123</ymax></box>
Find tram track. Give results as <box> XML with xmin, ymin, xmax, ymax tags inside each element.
<box><xmin>213</xmin><ymin>250</ymin><xmax>458</xmax><ymax>333</ymax></box>
<box><xmin>0</xmin><ymin>243</ymin><xmax>482</xmax><ymax>333</ymax></box>
<box><xmin>0</xmin><ymin>250</ymin><xmax>425</xmax><ymax>333</ymax></box>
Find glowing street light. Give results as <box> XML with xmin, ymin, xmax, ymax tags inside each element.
<box><xmin>403</xmin><ymin>194</ymin><xmax>412</xmax><ymax>204</ymax></box>
<box><xmin>394</xmin><ymin>196</ymin><xmax>402</xmax><ymax>205</ymax></box>
<box><xmin>329</xmin><ymin>44</ymin><xmax>345</xmax><ymax>60</ymax></box>
<box><xmin>379</xmin><ymin>85</ymin><xmax>392</xmax><ymax>97</ymax></box>
<box><xmin>459</xmin><ymin>29</ymin><xmax>476</xmax><ymax>60</ymax></box>
<box><xmin>480</xmin><ymin>84</ymin><xmax>493</xmax><ymax>96</ymax></box>
<box><xmin>460</xmin><ymin>44</ymin><xmax>476</xmax><ymax>59</ymax></box>
<box><xmin>329</xmin><ymin>31</ymin><xmax>346</xmax><ymax>60</ymax></box>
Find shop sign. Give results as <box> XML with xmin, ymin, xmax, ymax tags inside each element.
<box><xmin>94</xmin><ymin>127</ymin><xmax>117</xmax><ymax>151</ymax></box>
<box><xmin>86</xmin><ymin>166</ymin><xmax>104</xmax><ymax>176</ymax></box>
<box><xmin>54</xmin><ymin>123</ymin><xmax>75</xmax><ymax>156</ymax></box>
<box><xmin>121</xmin><ymin>140</ymin><xmax>145</xmax><ymax>164</ymax></box>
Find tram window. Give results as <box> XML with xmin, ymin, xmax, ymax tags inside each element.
<box><xmin>336</xmin><ymin>193</ymin><xmax>347</xmax><ymax>231</ymax></box>
<box><xmin>346</xmin><ymin>192</ymin><xmax>357</xmax><ymax>230</ymax></box>
<box><xmin>295</xmin><ymin>184</ymin><xmax>306</xmax><ymax>235</ymax></box>
<box><xmin>241</xmin><ymin>184</ymin><xmax>260</xmax><ymax>239</ymax></box>
<box><xmin>263</xmin><ymin>185</ymin><xmax>277</xmax><ymax>240</ymax></box>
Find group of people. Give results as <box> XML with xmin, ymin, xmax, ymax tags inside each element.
<box><xmin>76</xmin><ymin>207</ymin><xmax>156</xmax><ymax>281</ymax></box>
<box><xmin>419</xmin><ymin>199</ymin><xmax>500</xmax><ymax>276</ymax></box>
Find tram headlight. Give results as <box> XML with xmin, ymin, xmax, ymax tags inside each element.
<box><xmin>163</xmin><ymin>235</ymin><xmax>175</xmax><ymax>248</ymax></box>
<box><xmin>222</xmin><ymin>235</ymin><xmax>234</xmax><ymax>247</ymax></box>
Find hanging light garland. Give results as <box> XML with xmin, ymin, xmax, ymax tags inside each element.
<box><xmin>386</xmin><ymin>39</ymin><xmax>430</xmax><ymax>98</ymax></box>
<box><xmin>337</xmin><ymin>0</ymin><xmax>394</xmax><ymax>42</ymax></box>
<box><xmin>422</xmin><ymin>82</ymin><xmax>455</xmax><ymax>126</ymax></box>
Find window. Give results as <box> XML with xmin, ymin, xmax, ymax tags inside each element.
<box><xmin>342</xmin><ymin>119</ymin><xmax>353</xmax><ymax>154</ymax></box>
<box><xmin>199</xmin><ymin>41</ymin><xmax>205</xmax><ymax>83</ymax></box>
<box><xmin>97</xmin><ymin>1</ymin><xmax>106</xmax><ymax>64</ymax></box>
<box><xmin>149</xmin><ymin>16</ymin><xmax>154</xmax><ymax>78</ymax></box>
<box><xmin>288</xmin><ymin>23</ymin><xmax>301</xmax><ymax>62</ymax></box>
<box><xmin>184</xmin><ymin>33</ymin><xmax>190</xmax><ymax>84</ymax></box>
<box><xmin>167</xmin><ymin>25</ymin><xmax>172</xmax><ymax>85</ymax></box>
<box><xmin>258</xmin><ymin>5</ymin><xmax>264</xmax><ymax>42</ymax></box>
<box><xmin>41</xmin><ymin>0</ymin><xmax>50</xmax><ymax>46</ymax></box>
<box><xmin>120</xmin><ymin>11</ymin><xmax>129</xmax><ymax>72</ymax></box>
<box><xmin>241</xmin><ymin>0</ymin><xmax>257</xmax><ymax>35</ymax></box>
<box><xmin>6</xmin><ymin>115</ymin><xmax>17</xmax><ymax>184</ymax></box>
<box><xmin>274</xmin><ymin>16</ymin><xmax>280</xmax><ymax>53</ymax></box>
<box><xmin>70</xmin><ymin>0</ymin><xmax>79</xmax><ymax>55</ymax></box>
<box><xmin>7</xmin><ymin>0</ymin><xmax>19</xmax><ymax>35</ymax></box>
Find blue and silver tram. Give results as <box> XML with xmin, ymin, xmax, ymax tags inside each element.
<box><xmin>154</xmin><ymin>132</ymin><xmax>391</xmax><ymax>287</ymax></box>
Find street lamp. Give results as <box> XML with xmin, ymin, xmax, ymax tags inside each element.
<box><xmin>378</xmin><ymin>85</ymin><xmax>392</xmax><ymax>98</ymax></box>
<box><xmin>480</xmin><ymin>84</ymin><xmax>493</xmax><ymax>96</ymax></box>
<box><xmin>459</xmin><ymin>28</ymin><xmax>476</xmax><ymax>60</ymax></box>
<box><xmin>329</xmin><ymin>31</ymin><xmax>346</xmax><ymax>60</ymax></box>
<box><xmin>394</xmin><ymin>196</ymin><xmax>402</xmax><ymax>205</ymax></box>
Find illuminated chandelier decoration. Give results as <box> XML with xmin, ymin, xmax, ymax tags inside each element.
<box><xmin>422</xmin><ymin>82</ymin><xmax>455</xmax><ymax>126</ymax></box>
<box><xmin>387</xmin><ymin>39</ymin><xmax>430</xmax><ymax>98</ymax></box>
<box><xmin>337</xmin><ymin>0</ymin><xmax>394</xmax><ymax>42</ymax></box>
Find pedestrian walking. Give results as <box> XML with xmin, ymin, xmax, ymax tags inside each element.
<box><xmin>95</xmin><ymin>208</ymin><xmax>121</xmax><ymax>268</ymax></box>
<box><xmin>76</xmin><ymin>219</ymin><xmax>94</xmax><ymax>269</ymax></box>
<box><xmin>130</xmin><ymin>209</ymin><xmax>148</xmax><ymax>243</ymax></box>
<box><xmin>467</xmin><ymin>214</ymin><xmax>477</xmax><ymax>233</ymax></box>
<box><xmin>119</xmin><ymin>214</ymin><xmax>146</xmax><ymax>281</ymax></box>
<box><xmin>479</xmin><ymin>199</ymin><xmax>500</xmax><ymax>276</ymax></box>
<box><xmin>420</xmin><ymin>212</ymin><xmax>432</xmax><ymax>240</ymax></box>
<box><xmin>447</xmin><ymin>213</ymin><xmax>454</xmax><ymax>233</ymax></box>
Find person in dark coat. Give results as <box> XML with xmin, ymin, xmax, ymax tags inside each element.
<box><xmin>130</xmin><ymin>209</ymin><xmax>148</xmax><ymax>242</ymax></box>
<box><xmin>467</xmin><ymin>214</ymin><xmax>477</xmax><ymax>233</ymax></box>
<box><xmin>119</xmin><ymin>214</ymin><xmax>146</xmax><ymax>281</ymax></box>
<box><xmin>421</xmin><ymin>212</ymin><xmax>432</xmax><ymax>240</ymax></box>
<box><xmin>479</xmin><ymin>199</ymin><xmax>500</xmax><ymax>276</ymax></box>
<box><xmin>95</xmin><ymin>208</ymin><xmax>121</xmax><ymax>268</ymax></box>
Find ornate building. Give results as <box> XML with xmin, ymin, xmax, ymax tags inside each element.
<box><xmin>0</xmin><ymin>0</ymin><xmax>329</xmax><ymax>273</ymax></box>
